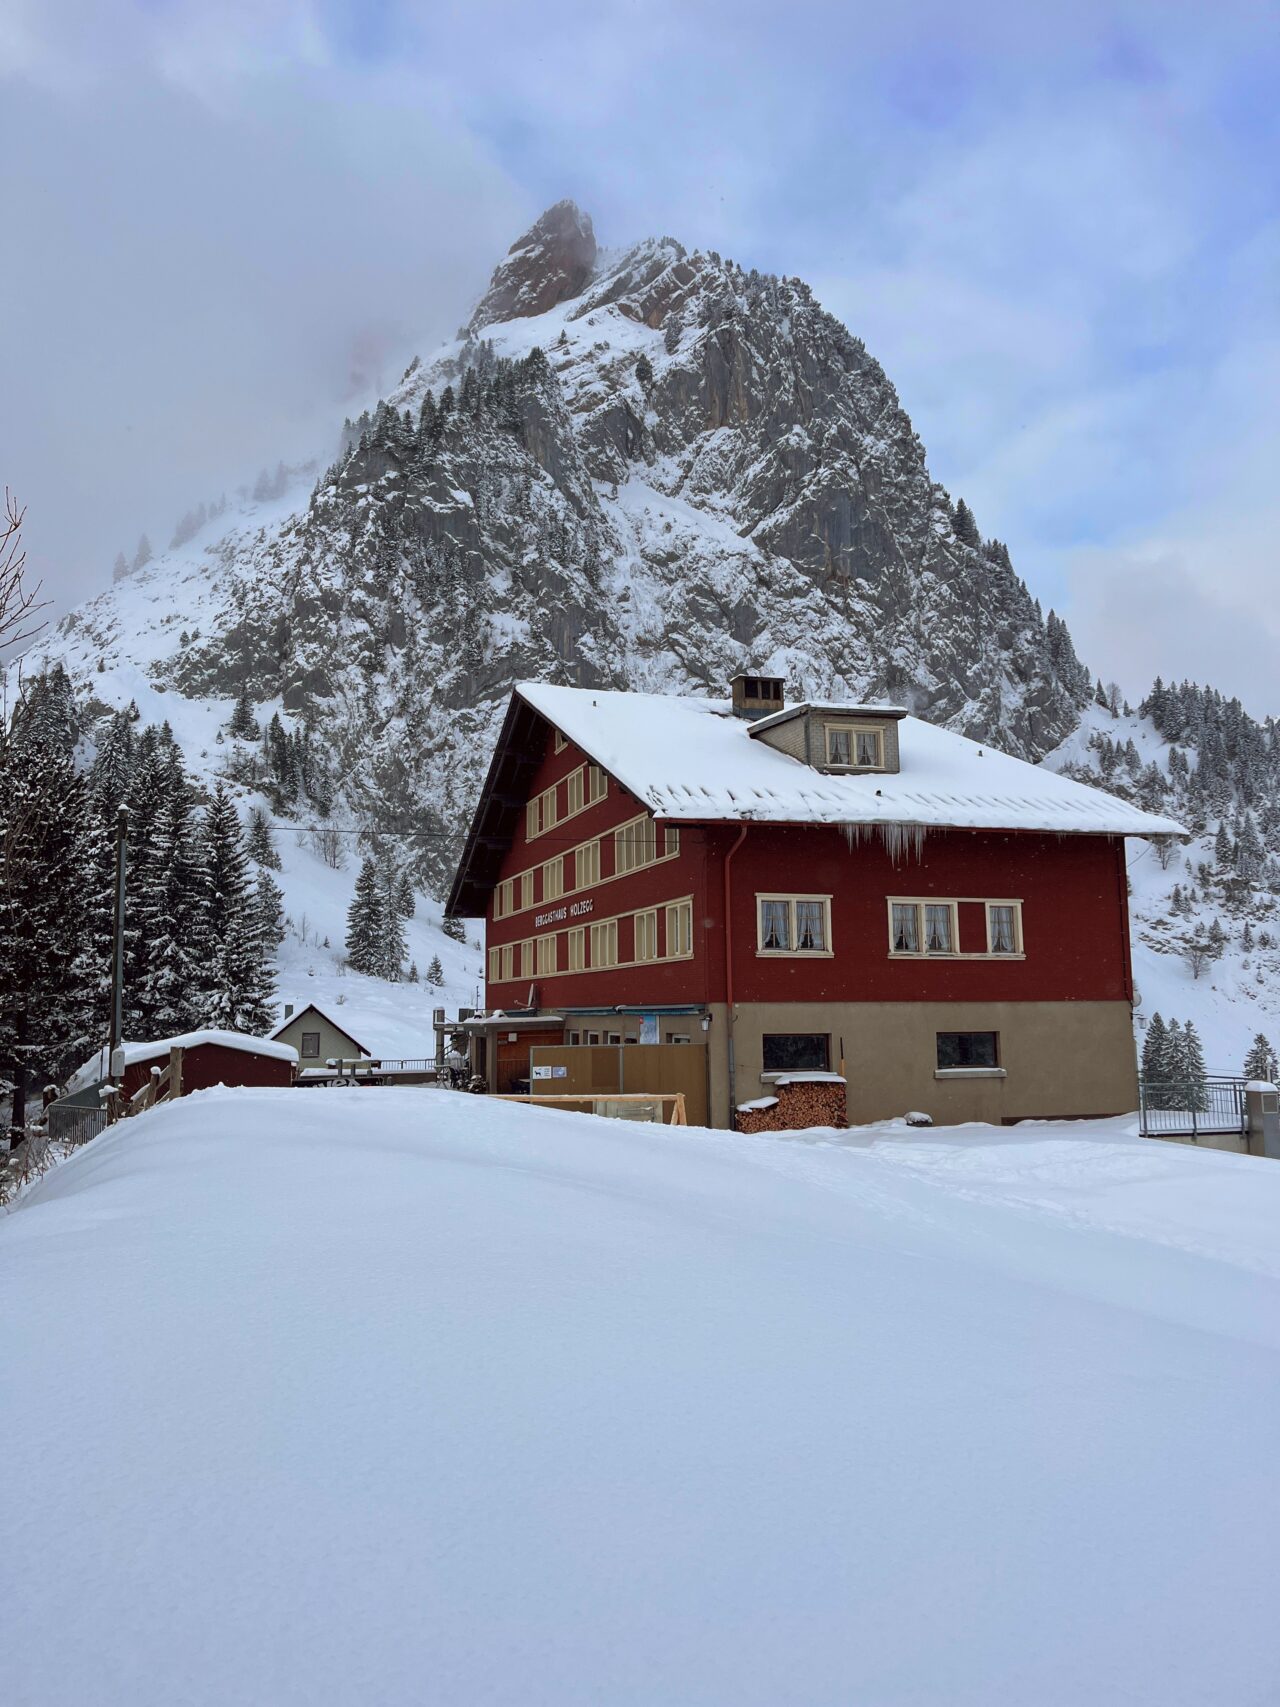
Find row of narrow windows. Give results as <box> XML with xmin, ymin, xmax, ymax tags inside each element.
<box><xmin>495</xmin><ymin>817</ymin><xmax>679</xmax><ymax>919</ymax></box>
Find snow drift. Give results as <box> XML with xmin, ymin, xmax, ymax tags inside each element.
<box><xmin>4</xmin><ymin>1090</ymin><xmax>1280</xmax><ymax>1705</ymax></box>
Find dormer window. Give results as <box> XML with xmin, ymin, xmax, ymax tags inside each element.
<box><xmin>824</xmin><ymin>723</ymin><xmax>884</xmax><ymax>770</ymax></box>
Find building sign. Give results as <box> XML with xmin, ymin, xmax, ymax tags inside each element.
<box><xmin>534</xmin><ymin>896</ymin><xmax>595</xmax><ymax>929</ymax></box>
<box><xmin>531</xmin><ymin>1064</ymin><xmax>568</xmax><ymax>1080</ymax></box>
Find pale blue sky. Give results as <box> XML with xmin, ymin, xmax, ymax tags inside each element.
<box><xmin>3</xmin><ymin>0</ymin><xmax>1277</xmax><ymax>707</ymax></box>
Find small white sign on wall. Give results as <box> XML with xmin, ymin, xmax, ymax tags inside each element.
<box><xmin>532</xmin><ymin>1065</ymin><xmax>568</xmax><ymax>1080</ymax></box>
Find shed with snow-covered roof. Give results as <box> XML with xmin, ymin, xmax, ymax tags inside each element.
<box><xmin>108</xmin><ymin>1030</ymin><xmax>298</xmax><ymax>1100</ymax></box>
<box><xmin>448</xmin><ymin>678</ymin><xmax>1186</xmax><ymax>1130</ymax></box>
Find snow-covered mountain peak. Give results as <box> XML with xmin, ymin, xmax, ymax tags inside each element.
<box><xmin>468</xmin><ymin>198</ymin><xmax>597</xmax><ymax>333</ymax></box>
<box><xmin>35</xmin><ymin>201</ymin><xmax>1100</xmax><ymax>906</ymax></box>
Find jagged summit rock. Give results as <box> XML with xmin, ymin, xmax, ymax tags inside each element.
<box><xmin>468</xmin><ymin>200</ymin><xmax>597</xmax><ymax>333</ymax></box>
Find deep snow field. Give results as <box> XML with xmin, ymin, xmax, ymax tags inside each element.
<box><xmin>4</xmin><ymin>1091</ymin><xmax>1280</xmax><ymax>1706</ymax></box>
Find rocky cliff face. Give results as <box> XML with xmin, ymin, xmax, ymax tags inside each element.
<box><xmin>37</xmin><ymin>203</ymin><xmax>1093</xmax><ymax>893</ymax></box>
<box><xmin>469</xmin><ymin>199</ymin><xmax>597</xmax><ymax>331</ymax></box>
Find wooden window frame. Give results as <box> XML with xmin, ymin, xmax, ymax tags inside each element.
<box><xmin>567</xmin><ymin>926</ymin><xmax>586</xmax><ymax>971</ymax></box>
<box><xmin>575</xmin><ymin>838</ymin><xmax>601</xmax><ymax>890</ymax></box>
<box><xmin>587</xmin><ymin>763</ymin><xmax>608</xmax><ymax>804</ymax></box>
<box><xmin>635</xmin><ymin>908</ymin><xmax>658</xmax><ymax>962</ymax></box>
<box><xmin>487</xmin><ymin>947</ymin><xmax>500</xmax><ymax>982</ymax></box>
<box><xmin>589</xmin><ymin>918</ymin><xmax>618</xmax><ymax>969</ymax></box>
<box><xmin>887</xmin><ymin>898</ymin><xmax>958</xmax><ymax>958</ymax></box>
<box><xmin>755</xmin><ymin>893</ymin><xmax>833</xmax><ymax>957</ymax></box>
<box><xmin>554</xmin><ymin>730</ymin><xmax>567</xmax><ymax>754</ymax></box>
<box><xmin>542</xmin><ymin>856</ymin><xmax>564</xmax><ymax>901</ymax></box>
<box><xmin>664</xmin><ymin>899</ymin><xmax>693</xmax><ymax>959</ymax></box>
<box><xmin>985</xmin><ymin>900</ymin><xmax>1024</xmax><ymax>957</ymax></box>
<box><xmin>536</xmin><ymin>934</ymin><xmax>556</xmax><ymax>976</ymax></box>
<box><xmin>519</xmin><ymin>870</ymin><xmax>534</xmax><ymax>910</ymax></box>
<box><xmin>300</xmin><ymin>1032</ymin><xmax>321</xmax><ymax>1059</ymax></box>
<box><xmin>614</xmin><ymin>813</ymin><xmax>658</xmax><ymax>877</ymax></box>
<box><xmin>499</xmin><ymin>943</ymin><xmax>515</xmax><ymax>981</ymax></box>
<box><xmin>526</xmin><ymin>784</ymin><xmax>559</xmax><ymax>842</ymax></box>
<box><xmin>823</xmin><ymin>721</ymin><xmax>886</xmax><ymax>771</ymax></box>
<box><xmin>566</xmin><ymin>767</ymin><xmax>584</xmax><ymax>816</ymax></box>
<box><xmin>887</xmin><ymin>896</ymin><xmax>1025</xmax><ymax>961</ymax></box>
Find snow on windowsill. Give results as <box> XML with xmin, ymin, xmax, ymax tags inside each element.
<box><xmin>767</xmin><ymin>1072</ymin><xmax>848</xmax><ymax>1086</ymax></box>
<box><xmin>934</xmin><ymin>1067</ymin><xmax>1007</xmax><ymax>1080</ymax></box>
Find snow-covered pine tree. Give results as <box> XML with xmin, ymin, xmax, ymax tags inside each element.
<box><xmin>135</xmin><ymin>747</ymin><xmax>208</xmax><ymax>1036</ymax></box>
<box><xmin>0</xmin><ymin>694</ymin><xmax>97</xmax><ymax>1131</ymax></box>
<box><xmin>407</xmin><ymin>961</ymin><xmax>419</xmax><ymax>984</ymax></box>
<box><xmin>201</xmin><ymin>783</ymin><xmax>275</xmax><ymax>1032</ymax></box>
<box><xmin>120</xmin><ymin>727</ymin><xmax>170</xmax><ymax>1035</ymax></box>
<box><xmin>394</xmin><ymin>872</ymin><xmax>416</xmax><ymax>918</ymax></box>
<box><xmin>91</xmin><ymin>708</ymin><xmax>135</xmax><ymax>807</ymax></box>
<box><xmin>112</xmin><ymin>551</ymin><xmax>129</xmax><ymax>582</ymax></box>
<box><xmin>254</xmin><ymin>867</ymin><xmax>286</xmax><ymax>952</ymax></box>
<box><xmin>383</xmin><ymin>886</ymin><xmax>407</xmax><ymax>981</ymax></box>
<box><xmin>442</xmin><ymin>915</ymin><xmax>467</xmax><ymax>943</ymax></box>
<box><xmin>245</xmin><ymin>806</ymin><xmax>281</xmax><ymax>869</ymax></box>
<box><xmin>228</xmin><ymin>684</ymin><xmax>260</xmax><ymax>741</ymax></box>
<box><xmin>1140</xmin><ymin>1013</ymin><xmax>1170</xmax><ymax>1100</ymax></box>
<box><xmin>1243</xmin><ymin>1033</ymin><xmax>1278</xmax><ymax>1084</ymax></box>
<box><xmin>952</xmin><ymin>499</ymin><xmax>981</xmax><ymax>548</ymax></box>
<box><xmin>1179</xmin><ymin>1021</ymin><xmax>1210</xmax><ymax>1113</ymax></box>
<box><xmin>346</xmin><ymin>857</ymin><xmax>385</xmax><ymax>976</ymax></box>
<box><xmin>132</xmin><ymin>534</ymin><xmax>152</xmax><ymax>572</ymax></box>
<box><xmin>426</xmin><ymin>954</ymin><xmax>443</xmax><ymax>987</ymax></box>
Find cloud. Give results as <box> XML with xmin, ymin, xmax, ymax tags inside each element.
<box><xmin>1</xmin><ymin>31</ymin><xmax>527</xmax><ymax>613</ymax></box>
<box><xmin>3</xmin><ymin>0</ymin><xmax>1277</xmax><ymax>724</ymax></box>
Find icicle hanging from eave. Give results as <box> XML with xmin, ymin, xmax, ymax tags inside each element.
<box><xmin>840</xmin><ymin>821</ymin><xmax>927</xmax><ymax>864</ymax></box>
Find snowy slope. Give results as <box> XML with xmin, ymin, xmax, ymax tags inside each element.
<box><xmin>4</xmin><ymin>1090</ymin><xmax>1280</xmax><ymax>1705</ymax></box>
<box><xmin>1044</xmin><ymin>703</ymin><xmax>1280</xmax><ymax>1074</ymax></box>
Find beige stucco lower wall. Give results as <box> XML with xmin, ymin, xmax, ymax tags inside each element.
<box><xmin>274</xmin><ymin>1012</ymin><xmax>366</xmax><ymax>1065</ymax></box>
<box><xmin>704</xmin><ymin>1000</ymin><xmax>1138</xmax><ymax>1130</ymax></box>
<box><xmin>1153</xmin><ymin>1129</ymin><xmax>1249</xmax><ymax>1155</ymax></box>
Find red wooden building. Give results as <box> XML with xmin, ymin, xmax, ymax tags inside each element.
<box><xmin>448</xmin><ymin>677</ymin><xmax>1184</xmax><ymax>1129</ymax></box>
<box><xmin>111</xmin><ymin>1030</ymin><xmax>298</xmax><ymax>1100</ymax></box>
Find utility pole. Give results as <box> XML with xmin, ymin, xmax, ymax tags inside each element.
<box><xmin>108</xmin><ymin>805</ymin><xmax>128</xmax><ymax>1073</ymax></box>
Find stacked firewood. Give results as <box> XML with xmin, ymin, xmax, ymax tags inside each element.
<box><xmin>737</xmin><ymin>1078</ymin><xmax>846</xmax><ymax>1133</ymax></box>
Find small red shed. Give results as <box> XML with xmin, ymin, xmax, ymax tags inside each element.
<box><xmin>111</xmin><ymin>1029</ymin><xmax>298</xmax><ymax>1100</ymax></box>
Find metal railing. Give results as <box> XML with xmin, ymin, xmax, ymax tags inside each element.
<box><xmin>1139</xmin><ymin>1076</ymin><xmax>1247</xmax><ymax>1139</ymax></box>
<box><xmin>45</xmin><ymin>1101</ymin><xmax>108</xmax><ymax>1147</ymax></box>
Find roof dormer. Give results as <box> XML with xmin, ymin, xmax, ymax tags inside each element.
<box><xmin>730</xmin><ymin>673</ymin><xmax>785</xmax><ymax>720</ymax></box>
<box><xmin>747</xmin><ymin>702</ymin><xmax>907</xmax><ymax>774</ymax></box>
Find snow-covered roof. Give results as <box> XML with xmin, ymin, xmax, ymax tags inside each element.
<box><xmin>517</xmin><ymin>682</ymin><xmax>1186</xmax><ymax>840</ymax></box>
<box><xmin>270</xmin><ymin>1004</ymin><xmax>369</xmax><ymax>1055</ymax></box>
<box><xmin>110</xmin><ymin>1030</ymin><xmax>299</xmax><ymax>1073</ymax></box>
